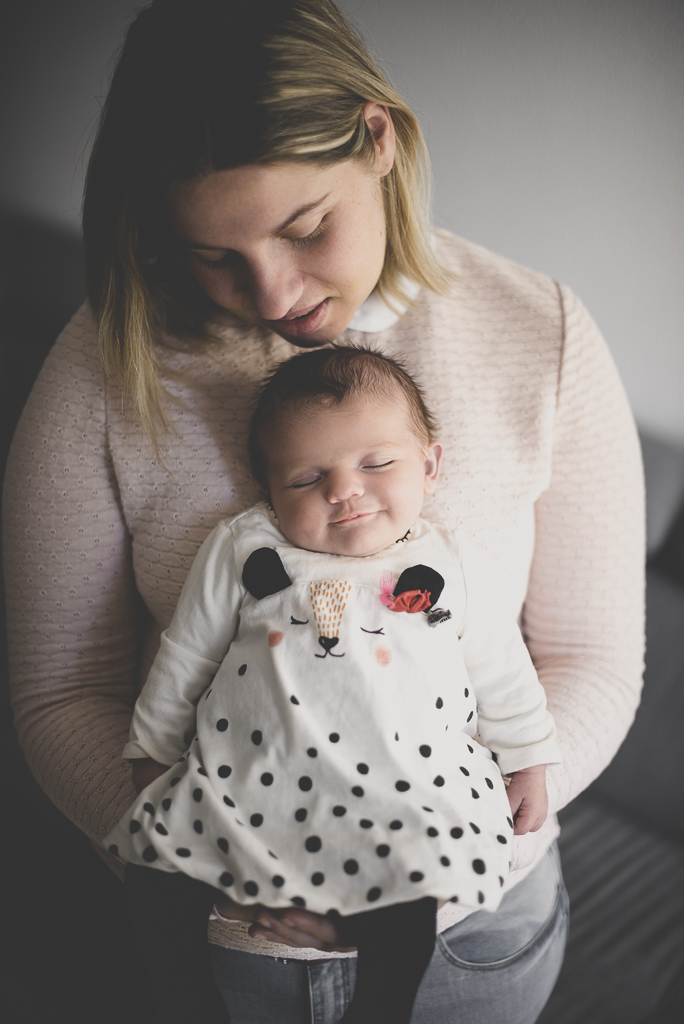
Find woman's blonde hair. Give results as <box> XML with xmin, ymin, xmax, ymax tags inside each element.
<box><xmin>83</xmin><ymin>0</ymin><xmax>452</xmax><ymax>442</ymax></box>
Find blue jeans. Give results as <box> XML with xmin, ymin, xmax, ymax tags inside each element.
<box><xmin>209</xmin><ymin>842</ymin><xmax>568</xmax><ymax>1023</ymax></box>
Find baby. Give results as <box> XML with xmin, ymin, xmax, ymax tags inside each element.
<box><xmin>106</xmin><ymin>346</ymin><xmax>560</xmax><ymax>1024</ymax></box>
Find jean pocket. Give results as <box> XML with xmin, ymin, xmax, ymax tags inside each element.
<box><xmin>437</xmin><ymin>843</ymin><xmax>568</xmax><ymax>970</ymax></box>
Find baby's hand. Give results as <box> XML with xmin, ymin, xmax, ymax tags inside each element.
<box><xmin>130</xmin><ymin>758</ymin><xmax>170</xmax><ymax>794</ymax></box>
<box><xmin>505</xmin><ymin>764</ymin><xmax>548</xmax><ymax>835</ymax></box>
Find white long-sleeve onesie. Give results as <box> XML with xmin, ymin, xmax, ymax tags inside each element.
<box><xmin>106</xmin><ymin>505</ymin><xmax>561</xmax><ymax>916</ymax></box>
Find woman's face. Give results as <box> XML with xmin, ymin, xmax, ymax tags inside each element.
<box><xmin>167</xmin><ymin>106</ymin><xmax>395</xmax><ymax>346</ymax></box>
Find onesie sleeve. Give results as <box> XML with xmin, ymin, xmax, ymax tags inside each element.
<box><xmin>456</xmin><ymin>534</ymin><xmax>562</xmax><ymax>776</ymax></box>
<box><xmin>123</xmin><ymin>522</ymin><xmax>244</xmax><ymax>764</ymax></box>
<box><xmin>522</xmin><ymin>286</ymin><xmax>646</xmax><ymax>815</ymax></box>
<box><xmin>3</xmin><ymin>307</ymin><xmax>141</xmax><ymax>841</ymax></box>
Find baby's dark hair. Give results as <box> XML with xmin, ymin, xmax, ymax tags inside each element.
<box><xmin>248</xmin><ymin>345</ymin><xmax>438</xmax><ymax>489</ymax></box>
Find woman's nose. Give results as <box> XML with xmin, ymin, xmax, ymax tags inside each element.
<box><xmin>243</xmin><ymin>252</ymin><xmax>304</xmax><ymax>321</ymax></box>
<box><xmin>325</xmin><ymin>470</ymin><xmax>364</xmax><ymax>504</ymax></box>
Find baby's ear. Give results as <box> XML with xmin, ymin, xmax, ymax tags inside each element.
<box><xmin>394</xmin><ymin>564</ymin><xmax>444</xmax><ymax>608</ymax></box>
<box><xmin>242</xmin><ymin>548</ymin><xmax>292</xmax><ymax>599</ymax></box>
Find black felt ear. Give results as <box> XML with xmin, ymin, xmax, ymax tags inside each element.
<box><xmin>242</xmin><ymin>548</ymin><xmax>292</xmax><ymax>599</ymax></box>
<box><xmin>394</xmin><ymin>564</ymin><xmax>444</xmax><ymax>609</ymax></box>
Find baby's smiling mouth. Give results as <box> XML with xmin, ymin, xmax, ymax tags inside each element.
<box><xmin>332</xmin><ymin>511</ymin><xmax>379</xmax><ymax>525</ymax></box>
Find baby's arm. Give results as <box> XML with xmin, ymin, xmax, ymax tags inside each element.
<box><xmin>131</xmin><ymin>758</ymin><xmax>171</xmax><ymax>793</ymax></box>
<box><xmin>505</xmin><ymin>764</ymin><xmax>548</xmax><ymax>835</ymax></box>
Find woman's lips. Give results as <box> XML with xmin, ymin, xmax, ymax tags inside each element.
<box><xmin>266</xmin><ymin>298</ymin><xmax>330</xmax><ymax>337</ymax></box>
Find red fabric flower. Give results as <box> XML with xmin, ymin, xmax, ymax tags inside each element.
<box><xmin>386</xmin><ymin>590</ymin><xmax>431</xmax><ymax>613</ymax></box>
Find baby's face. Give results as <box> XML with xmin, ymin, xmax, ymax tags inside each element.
<box><xmin>264</xmin><ymin>392</ymin><xmax>442</xmax><ymax>556</ymax></box>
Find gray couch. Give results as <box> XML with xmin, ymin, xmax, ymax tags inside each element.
<box><xmin>2</xmin><ymin>216</ymin><xmax>683</xmax><ymax>1021</ymax></box>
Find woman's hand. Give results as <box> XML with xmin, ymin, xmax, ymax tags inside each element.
<box><xmin>130</xmin><ymin>757</ymin><xmax>170</xmax><ymax>794</ymax></box>
<box><xmin>213</xmin><ymin>895</ymin><xmax>357</xmax><ymax>952</ymax></box>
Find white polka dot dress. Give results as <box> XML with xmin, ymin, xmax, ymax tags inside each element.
<box><xmin>105</xmin><ymin>506</ymin><xmax>561</xmax><ymax>916</ymax></box>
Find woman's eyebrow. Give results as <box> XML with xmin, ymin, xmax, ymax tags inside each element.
<box><xmin>182</xmin><ymin>193</ymin><xmax>332</xmax><ymax>250</ymax></box>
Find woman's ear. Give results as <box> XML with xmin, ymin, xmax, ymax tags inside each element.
<box><xmin>424</xmin><ymin>441</ymin><xmax>443</xmax><ymax>495</ymax></box>
<box><xmin>363</xmin><ymin>101</ymin><xmax>396</xmax><ymax>177</ymax></box>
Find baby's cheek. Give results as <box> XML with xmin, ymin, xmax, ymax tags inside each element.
<box><xmin>268</xmin><ymin>630</ymin><xmax>284</xmax><ymax>647</ymax></box>
<box><xmin>375</xmin><ymin>645</ymin><xmax>392</xmax><ymax>666</ymax></box>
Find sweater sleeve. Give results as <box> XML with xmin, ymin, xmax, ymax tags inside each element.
<box><xmin>123</xmin><ymin>522</ymin><xmax>244</xmax><ymax>765</ymax></box>
<box><xmin>523</xmin><ymin>285</ymin><xmax>646</xmax><ymax>816</ymax></box>
<box><xmin>456</xmin><ymin>535</ymin><xmax>562</xmax><ymax>776</ymax></box>
<box><xmin>3</xmin><ymin>307</ymin><xmax>140</xmax><ymax>842</ymax></box>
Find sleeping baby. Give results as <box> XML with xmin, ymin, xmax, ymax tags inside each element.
<box><xmin>105</xmin><ymin>345</ymin><xmax>561</xmax><ymax>1024</ymax></box>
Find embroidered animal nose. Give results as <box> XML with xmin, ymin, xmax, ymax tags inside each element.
<box><xmin>318</xmin><ymin>636</ymin><xmax>339</xmax><ymax>653</ymax></box>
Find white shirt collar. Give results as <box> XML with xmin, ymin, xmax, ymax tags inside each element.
<box><xmin>347</xmin><ymin>277</ymin><xmax>422</xmax><ymax>333</ymax></box>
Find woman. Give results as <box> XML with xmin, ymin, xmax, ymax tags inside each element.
<box><xmin>3</xmin><ymin>1</ymin><xmax>644</xmax><ymax>1021</ymax></box>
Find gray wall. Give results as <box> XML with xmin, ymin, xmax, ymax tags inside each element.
<box><xmin>2</xmin><ymin>0</ymin><xmax>683</xmax><ymax>443</ymax></box>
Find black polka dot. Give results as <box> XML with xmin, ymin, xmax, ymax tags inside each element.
<box><xmin>238</xmin><ymin>664</ymin><xmax>247</xmax><ymax>676</ymax></box>
<box><xmin>217</xmin><ymin>838</ymin><xmax>229</xmax><ymax>854</ymax></box>
<box><xmin>250</xmin><ymin>813</ymin><xmax>264</xmax><ymax>827</ymax></box>
<box><xmin>433</xmin><ymin>776</ymin><xmax>445</xmax><ymax>787</ymax></box>
<box><xmin>329</xmin><ymin>732</ymin><xmax>340</xmax><ymax>742</ymax></box>
<box><xmin>178</xmin><ymin>756</ymin><xmax>186</xmax><ymax>762</ymax></box>
<box><xmin>129</xmin><ymin>820</ymin><xmax>141</xmax><ymax>834</ymax></box>
<box><xmin>376</xmin><ymin>844</ymin><xmax>390</xmax><ymax>857</ymax></box>
<box><xmin>497</xmin><ymin>835</ymin><xmax>508</xmax><ymax>844</ymax></box>
<box><xmin>419</xmin><ymin>745</ymin><xmax>432</xmax><ymax>758</ymax></box>
<box><xmin>272</xmin><ymin>875</ymin><xmax>285</xmax><ymax>887</ymax></box>
<box><xmin>344</xmin><ymin>859</ymin><xmax>359</xmax><ymax>875</ymax></box>
<box><xmin>467</xmin><ymin>744</ymin><xmax>474</xmax><ymax>753</ymax></box>
<box><xmin>440</xmin><ymin>856</ymin><xmax>451</xmax><ymax>867</ymax></box>
<box><xmin>244</xmin><ymin>881</ymin><xmax>259</xmax><ymax>897</ymax></box>
<box><xmin>308</xmin><ymin>748</ymin><xmax>318</xmax><ymax>758</ymax></box>
<box><xmin>268</xmin><ymin>850</ymin><xmax>278</xmax><ymax>859</ymax></box>
<box><xmin>423</xmin><ymin>806</ymin><xmax>434</xmax><ymax>812</ymax></box>
<box><xmin>507</xmin><ymin>817</ymin><xmax>514</xmax><ymax>829</ymax></box>
<box><xmin>251</xmin><ymin>730</ymin><xmax>263</xmax><ymax>746</ymax></box>
<box><xmin>469</xmin><ymin>822</ymin><xmax>481</xmax><ymax>834</ymax></box>
<box><xmin>218</xmin><ymin>765</ymin><xmax>232</xmax><ymax>778</ymax></box>
<box><xmin>205</xmin><ymin>690</ymin><xmax>212</xmax><ymax>699</ymax></box>
<box><xmin>295</xmin><ymin>808</ymin><xmax>308</xmax><ymax>822</ymax></box>
<box><xmin>471</xmin><ymin>788</ymin><xmax>480</xmax><ymax>799</ymax></box>
<box><xmin>499</xmin><ymin>876</ymin><xmax>505</xmax><ymax>887</ymax></box>
<box><xmin>367</xmin><ymin>887</ymin><xmax>382</xmax><ymax>902</ymax></box>
<box><xmin>332</xmin><ymin>806</ymin><xmax>346</xmax><ymax>817</ymax></box>
<box><xmin>467</xmin><ymin>711</ymin><xmax>474</xmax><ymax>722</ymax></box>
<box><xmin>395</xmin><ymin>780</ymin><xmax>410</xmax><ymax>792</ymax></box>
<box><xmin>450</xmin><ymin>896</ymin><xmax>459</xmax><ymax>903</ymax></box>
<box><xmin>143</xmin><ymin>803</ymin><xmax>155</xmax><ymax>815</ymax></box>
<box><xmin>305</xmin><ymin>836</ymin><xmax>322</xmax><ymax>853</ymax></box>
<box><xmin>193</xmin><ymin>820</ymin><xmax>203</xmax><ymax>834</ymax></box>
<box><xmin>389</xmin><ymin>820</ymin><xmax>403</xmax><ymax>830</ymax></box>
<box><xmin>291</xmin><ymin>897</ymin><xmax>306</xmax><ymax>907</ymax></box>
<box><xmin>352</xmin><ymin>786</ymin><xmax>364</xmax><ymax>797</ymax></box>
<box><xmin>193</xmin><ymin>789</ymin><xmax>203</xmax><ymax>803</ymax></box>
<box><xmin>290</xmin><ymin>695</ymin><xmax>300</xmax><ymax>705</ymax></box>
<box><xmin>142</xmin><ymin>846</ymin><xmax>157</xmax><ymax>863</ymax></box>
<box><xmin>478</xmin><ymin>891</ymin><xmax>485</xmax><ymax>904</ymax></box>
<box><xmin>108</xmin><ymin>844</ymin><xmax>119</xmax><ymax>856</ymax></box>
<box><xmin>198</xmin><ymin>767</ymin><xmax>208</xmax><ymax>777</ymax></box>
<box><xmin>223</xmin><ymin>796</ymin><xmax>236</xmax><ymax>808</ymax></box>
<box><xmin>473</xmin><ymin>859</ymin><xmax>486</xmax><ymax>875</ymax></box>
<box><xmin>299</xmin><ymin>776</ymin><xmax>313</xmax><ymax>791</ymax></box>
<box><xmin>464</xmin><ymin>687</ymin><xmax>469</xmax><ymax>698</ymax></box>
<box><xmin>486</xmin><ymin>778</ymin><xmax>494</xmax><ymax>790</ymax></box>
<box><xmin>357</xmin><ymin>763</ymin><xmax>369</xmax><ymax>775</ymax></box>
<box><xmin>155</xmin><ymin>823</ymin><xmax>168</xmax><ymax>836</ymax></box>
<box><xmin>220</xmin><ymin>872</ymin><xmax>234</xmax><ymax>887</ymax></box>
<box><xmin>360</xmin><ymin>819</ymin><xmax>374</xmax><ymax>829</ymax></box>
<box><xmin>450</xmin><ymin>827</ymin><xmax>464</xmax><ymax>839</ymax></box>
<box><xmin>395</xmin><ymin>732</ymin><xmax>399</xmax><ymax>741</ymax></box>
<box><xmin>176</xmin><ymin>848</ymin><xmax>191</xmax><ymax>857</ymax></box>
<box><xmin>459</xmin><ymin>766</ymin><xmax>470</xmax><ymax>776</ymax></box>
<box><xmin>261</xmin><ymin>772</ymin><xmax>274</xmax><ymax>786</ymax></box>
<box><xmin>161</xmin><ymin>798</ymin><xmax>172</xmax><ymax>811</ymax></box>
<box><xmin>216</xmin><ymin>719</ymin><xmax>229</xmax><ymax>731</ymax></box>
<box><xmin>427</xmin><ymin>827</ymin><xmax>439</xmax><ymax>837</ymax></box>
<box><xmin>409</xmin><ymin>871</ymin><xmax>424</xmax><ymax>883</ymax></box>
<box><xmin>311</xmin><ymin>872</ymin><xmax>325</xmax><ymax>886</ymax></box>
<box><xmin>436</xmin><ymin>698</ymin><xmax>443</xmax><ymax>709</ymax></box>
<box><xmin>170</xmin><ymin>777</ymin><xmax>180</xmax><ymax>787</ymax></box>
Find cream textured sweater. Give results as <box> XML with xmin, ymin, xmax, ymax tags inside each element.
<box><xmin>3</xmin><ymin>231</ymin><xmax>645</xmax><ymax>957</ymax></box>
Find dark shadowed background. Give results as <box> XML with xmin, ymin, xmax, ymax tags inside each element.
<box><xmin>1</xmin><ymin>2</ymin><xmax>683</xmax><ymax>1022</ymax></box>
